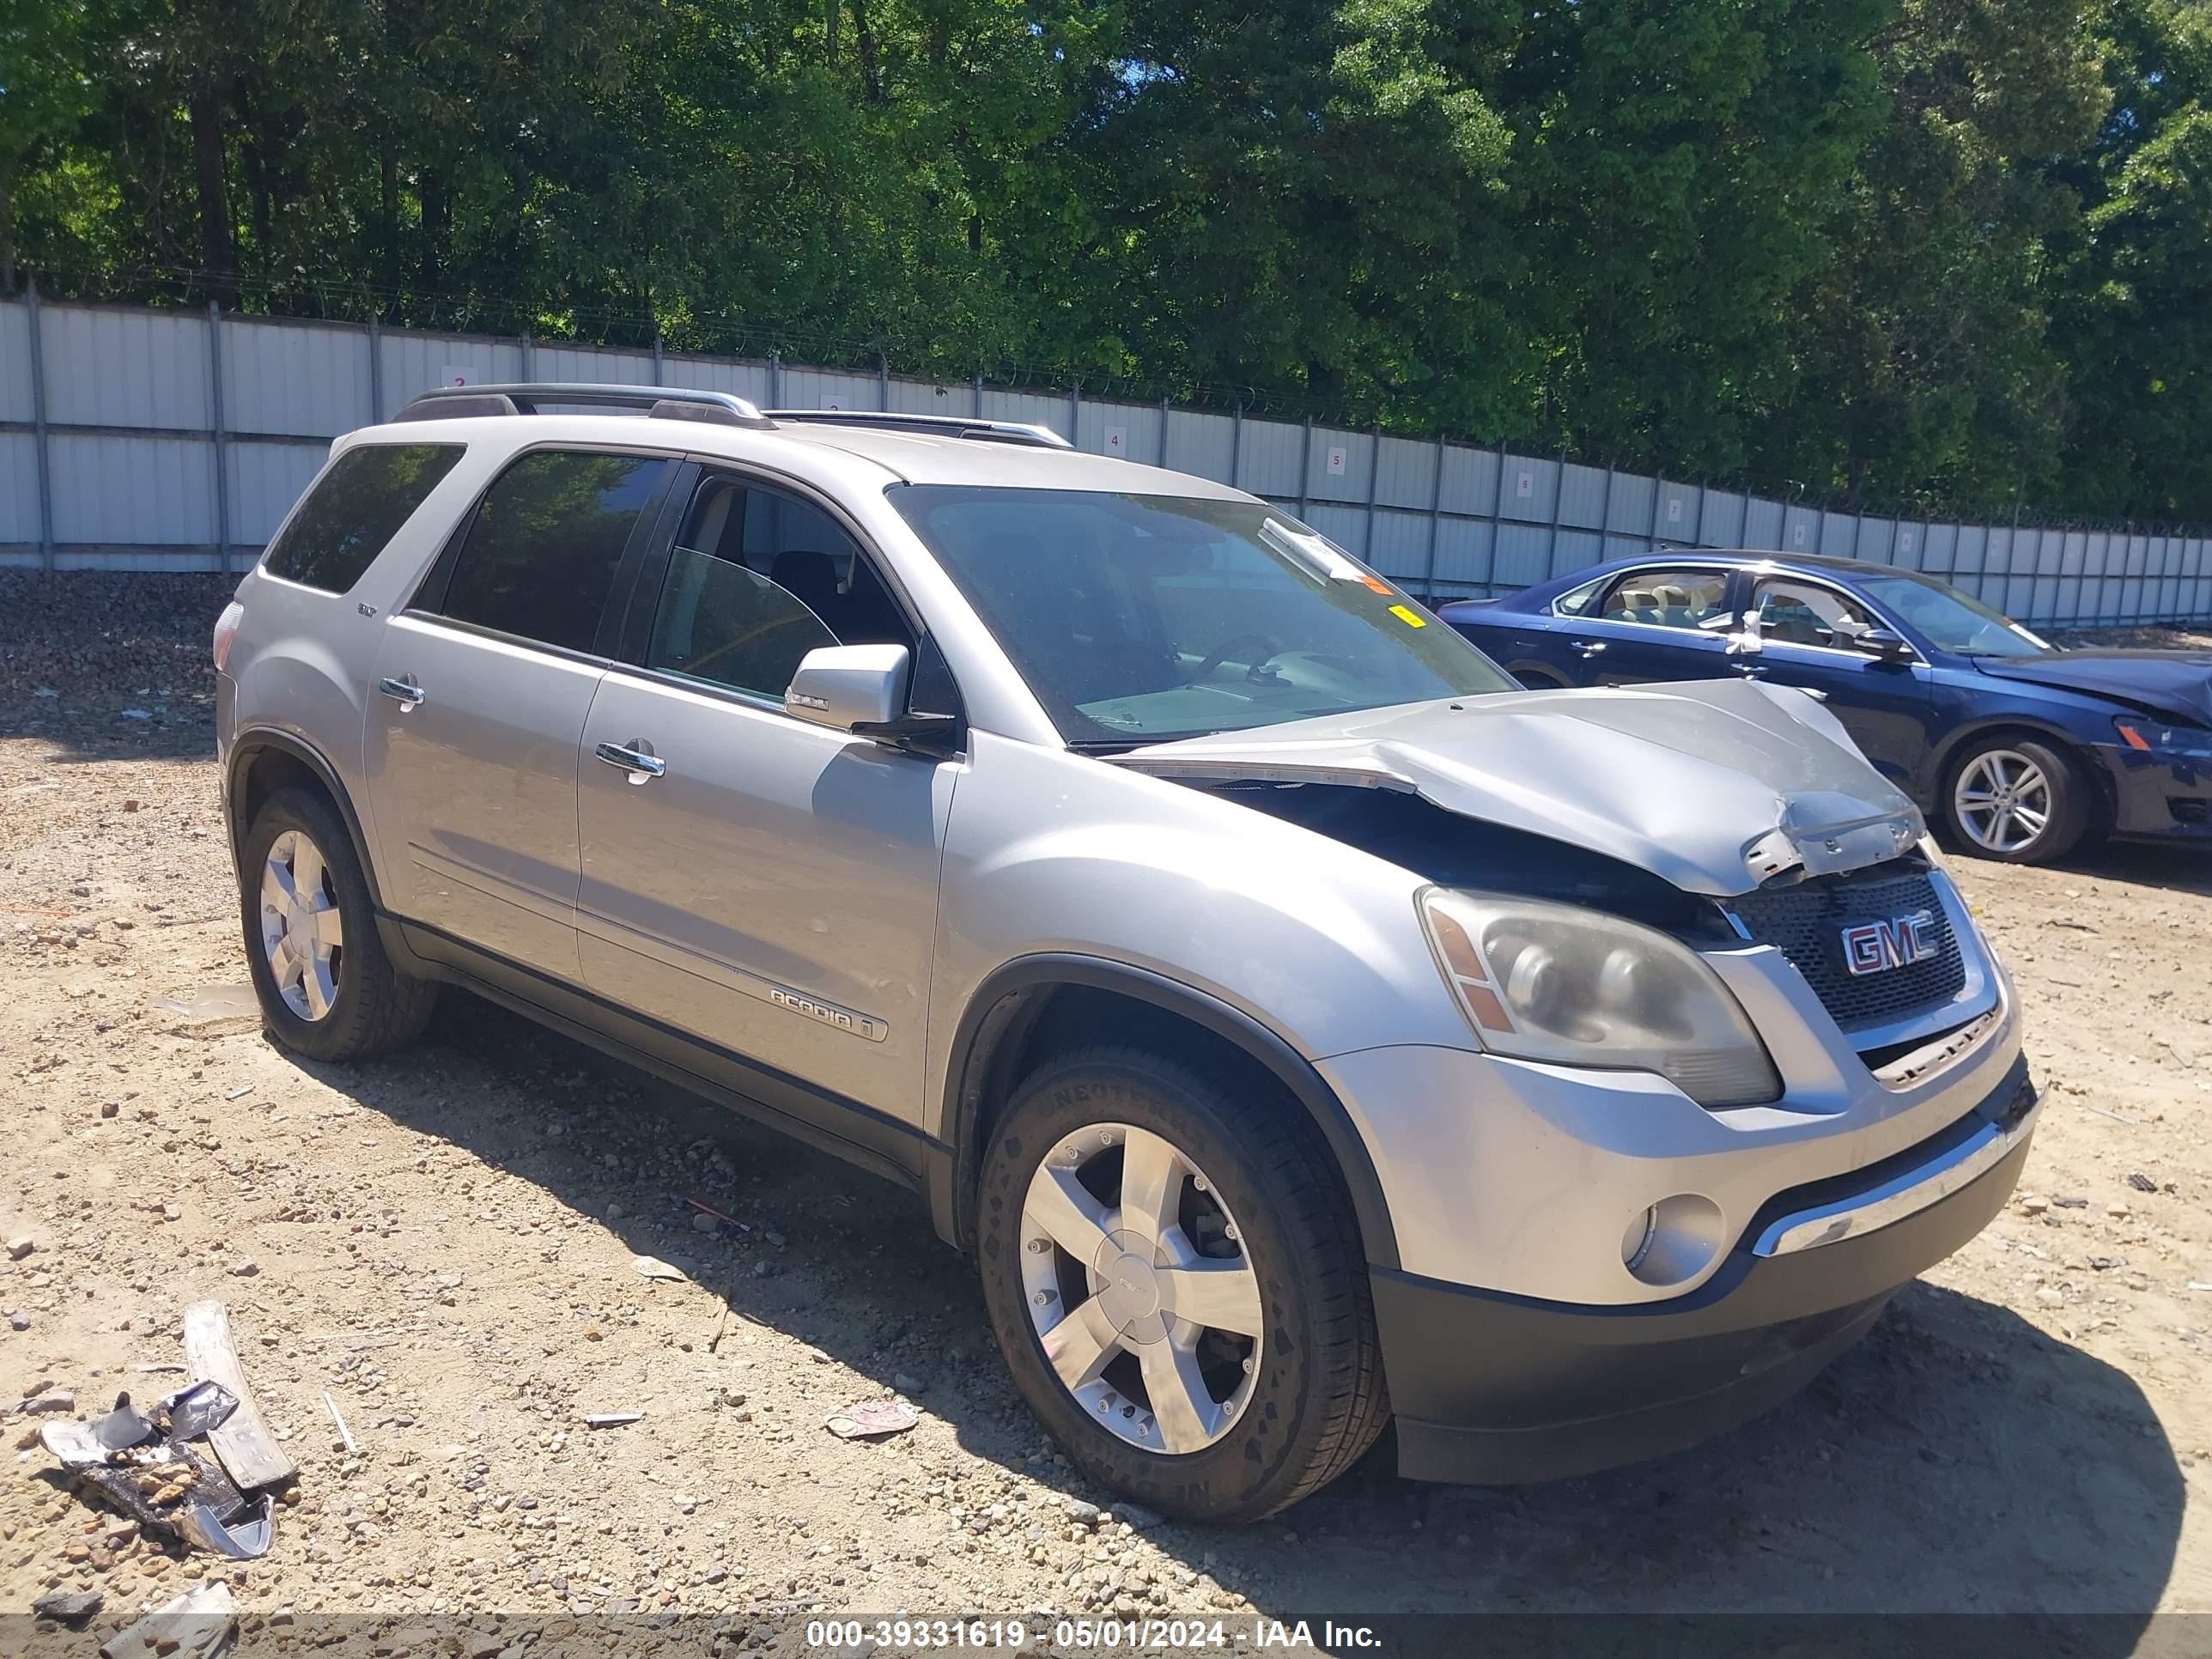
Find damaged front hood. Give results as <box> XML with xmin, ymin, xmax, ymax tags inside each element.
<box><xmin>1109</xmin><ymin>678</ymin><xmax>1923</xmax><ymax>897</ymax></box>
<box><xmin>1971</xmin><ymin>647</ymin><xmax>2212</xmax><ymax>726</ymax></box>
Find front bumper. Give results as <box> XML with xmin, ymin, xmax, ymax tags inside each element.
<box><xmin>1378</xmin><ymin>1054</ymin><xmax>2038</xmax><ymax>1483</ymax></box>
<box><xmin>2093</xmin><ymin>739</ymin><xmax>2212</xmax><ymax>840</ymax></box>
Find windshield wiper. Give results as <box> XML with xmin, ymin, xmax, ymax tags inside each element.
<box><xmin>1066</xmin><ymin>738</ymin><xmax>1152</xmax><ymax>755</ymax></box>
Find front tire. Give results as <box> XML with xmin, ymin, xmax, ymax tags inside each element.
<box><xmin>239</xmin><ymin>787</ymin><xmax>436</xmax><ymax>1060</ymax></box>
<box><xmin>1943</xmin><ymin>737</ymin><xmax>2090</xmax><ymax>864</ymax></box>
<box><xmin>975</xmin><ymin>1044</ymin><xmax>1388</xmax><ymax>1523</ymax></box>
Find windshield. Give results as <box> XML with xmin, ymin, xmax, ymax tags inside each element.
<box><xmin>1855</xmin><ymin>572</ymin><xmax>2052</xmax><ymax>659</ymax></box>
<box><xmin>889</xmin><ymin>486</ymin><xmax>1516</xmax><ymax>743</ymax></box>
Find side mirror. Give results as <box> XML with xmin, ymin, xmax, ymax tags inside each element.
<box><xmin>1858</xmin><ymin>628</ymin><xmax>1914</xmax><ymax>663</ymax></box>
<box><xmin>786</xmin><ymin>644</ymin><xmax>909</xmax><ymax>733</ymax></box>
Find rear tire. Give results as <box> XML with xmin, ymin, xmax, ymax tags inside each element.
<box><xmin>239</xmin><ymin>787</ymin><xmax>436</xmax><ymax>1060</ymax></box>
<box><xmin>975</xmin><ymin>1044</ymin><xmax>1389</xmax><ymax>1523</ymax></box>
<box><xmin>1942</xmin><ymin>737</ymin><xmax>2090</xmax><ymax>865</ymax></box>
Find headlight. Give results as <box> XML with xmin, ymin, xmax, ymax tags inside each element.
<box><xmin>1418</xmin><ymin>889</ymin><xmax>1781</xmax><ymax>1108</ymax></box>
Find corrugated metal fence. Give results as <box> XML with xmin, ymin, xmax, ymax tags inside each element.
<box><xmin>6</xmin><ymin>291</ymin><xmax>2209</xmax><ymax>627</ymax></box>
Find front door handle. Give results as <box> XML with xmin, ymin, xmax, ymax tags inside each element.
<box><xmin>596</xmin><ymin>739</ymin><xmax>667</xmax><ymax>784</ymax></box>
<box><xmin>1571</xmin><ymin>641</ymin><xmax>1607</xmax><ymax>658</ymax></box>
<box><xmin>377</xmin><ymin>676</ymin><xmax>425</xmax><ymax>710</ymax></box>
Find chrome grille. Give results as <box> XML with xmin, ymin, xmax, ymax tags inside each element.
<box><xmin>1727</xmin><ymin>865</ymin><xmax>1968</xmax><ymax>1034</ymax></box>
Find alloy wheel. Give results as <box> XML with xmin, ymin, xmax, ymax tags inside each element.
<box><xmin>258</xmin><ymin>829</ymin><xmax>344</xmax><ymax>1021</ymax></box>
<box><xmin>1018</xmin><ymin>1122</ymin><xmax>1263</xmax><ymax>1455</ymax></box>
<box><xmin>1953</xmin><ymin>749</ymin><xmax>2053</xmax><ymax>854</ymax></box>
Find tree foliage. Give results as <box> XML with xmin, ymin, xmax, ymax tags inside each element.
<box><xmin>5</xmin><ymin>0</ymin><xmax>2207</xmax><ymax>517</ymax></box>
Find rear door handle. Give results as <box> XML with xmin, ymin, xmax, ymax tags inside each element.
<box><xmin>377</xmin><ymin>676</ymin><xmax>425</xmax><ymax>709</ymax></box>
<box><xmin>596</xmin><ymin>740</ymin><xmax>667</xmax><ymax>784</ymax></box>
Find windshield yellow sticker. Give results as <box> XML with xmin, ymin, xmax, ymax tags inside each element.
<box><xmin>1389</xmin><ymin>604</ymin><xmax>1426</xmax><ymax>628</ymax></box>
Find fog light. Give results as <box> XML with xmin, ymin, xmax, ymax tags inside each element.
<box><xmin>1624</xmin><ymin>1194</ymin><xmax>1728</xmax><ymax>1289</ymax></box>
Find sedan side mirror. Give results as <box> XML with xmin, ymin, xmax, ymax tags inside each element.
<box><xmin>786</xmin><ymin>644</ymin><xmax>909</xmax><ymax>732</ymax></box>
<box><xmin>1858</xmin><ymin>629</ymin><xmax>1915</xmax><ymax>664</ymax></box>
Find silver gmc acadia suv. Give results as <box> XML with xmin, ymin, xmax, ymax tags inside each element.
<box><xmin>213</xmin><ymin>384</ymin><xmax>2039</xmax><ymax>1522</ymax></box>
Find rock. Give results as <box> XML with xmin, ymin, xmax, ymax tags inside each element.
<box><xmin>229</xmin><ymin>1260</ymin><xmax>260</xmax><ymax>1277</ymax></box>
<box><xmin>5</xmin><ymin>1237</ymin><xmax>32</xmax><ymax>1261</ymax></box>
<box><xmin>1113</xmin><ymin>1502</ymin><xmax>1165</xmax><ymax>1529</ymax></box>
<box><xmin>2019</xmin><ymin>1196</ymin><xmax>2050</xmax><ymax>1216</ymax></box>
<box><xmin>690</xmin><ymin>1212</ymin><xmax>720</xmax><ymax>1233</ymax></box>
<box><xmin>18</xmin><ymin>1389</ymin><xmax>74</xmax><ymax>1414</ymax></box>
<box><xmin>894</xmin><ymin>1372</ymin><xmax>927</xmax><ymax>1395</ymax></box>
<box><xmin>1064</xmin><ymin>1500</ymin><xmax>1102</xmax><ymax>1526</ymax></box>
<box><xmin>31</xmin><ymin>1589</ymin><xmax>102</xmax><ymax>1624</ymax></box>
<box><xmin>2106</xmin><ymin>1202</ymin><xmax>2130</xmax><ymax>1219</ymax></box>
<box><xmin>8</xmin><ymin>1312</ymin><xmax>27</xmax><ymax>1332</ymax></box>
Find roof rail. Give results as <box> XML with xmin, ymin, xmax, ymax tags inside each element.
<box><xmin>761</xmin><ymin>410</ymin><xmax>1073</xmax><ymax>450</ymax></box>
<box><xmin>392</xmin><ymin>383</ymin><xmax>775</xmax><ymax>429</ymax></box>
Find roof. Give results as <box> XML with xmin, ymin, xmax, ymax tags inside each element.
<box><xmin>766</xmin><ymin>419</ymin><xmax>1249</xmax><ymax>498</ymax></box>
<box><xmin>361</xmin><ymin>393</ymin><xmax>1251</xmax><ymax>502</ymax></box>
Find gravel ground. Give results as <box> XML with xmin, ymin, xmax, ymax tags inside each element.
<box><xmin>2</xmin><ymin>574</ymin><xmax>2209</xmax><ymax>1641</ymax></box>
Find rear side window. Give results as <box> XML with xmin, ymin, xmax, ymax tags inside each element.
<box><xmin>434</xmin><ymin>450</ymin><xmax>666</xmax><ymax>653</ymax></box>
<box><xmin>1599</xmin><ymin>568</ymin><xmax>1733</xmax><ymax>630</ymax></box>
<box><xmin>262</xmin><ymin>444</ymin><xmax>465</xmax><ymax>593</ymax></box>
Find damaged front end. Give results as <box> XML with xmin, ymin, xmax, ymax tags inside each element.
<box><xmin>1114</xmin><ymin>677</ymin><xmax>1995</xmax><ymax>1068</ymax></box>
<box><xmin>1109</xmin><ymin>676</ymin><xmax>1925</xmax><ymax>900</ymax></box>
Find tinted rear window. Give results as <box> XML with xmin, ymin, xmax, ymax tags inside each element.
<box><xmin>262</xmin><ymin>444</ymin><xmax>465</xmax><ymax>592</ymax></box>
<box><xmin>434</xmin><ymin>451</ymin><xmax>666</xmax><ymax>653</ymax></box>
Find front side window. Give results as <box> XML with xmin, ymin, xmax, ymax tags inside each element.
<box><xmin>1598</xmin><ymin>568</ymin><xmax>1733</xmax><ymax>630</ymax></box>
<box><xmin>434</xmin><ymin>450</ymin><xmax>666</xmax><ymax>653</ymax></box>
<box><xmin>647</xmin><ymin>476</ymin><xmax>914</xmax><ymax>700</ymax></box>
<box><xmin>263</xmin><ymin>443</ymin><xmax>465</xmax><ymax>592</ymax></box>
<box><xmin>887</xmin><ymin>486</ymin><xmax>1515</xmax><ymax>743</ymax></box>
<box><xmin>1751</xmin><ymin>577</ymin><xmax>1884</xmax><ymax>652</ymax></box>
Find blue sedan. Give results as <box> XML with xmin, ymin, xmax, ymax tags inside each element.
<box><xmin>1437</xmin><ymin>551</ymin><xmax>2212</xmax><ymax>864</ymax></box>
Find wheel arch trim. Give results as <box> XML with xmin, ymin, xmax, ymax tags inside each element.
<box><xmin>935</xmin><ymin>953</ymin><xmax>1401</xmax><ymax>1270</ymax></box>
<box><xmin>224</xmin><ymin>727</ymin><xmax>386</xmax><ymax>911</ymax></box>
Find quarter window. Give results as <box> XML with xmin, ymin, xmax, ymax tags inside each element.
<box><xmin>262</xmin><ymin>443</ymin><xmax>465</xmax><ymax>593</ymax></box>
<box><xmin>1553</xmin><ymin>575</ymin><xmax>1606</xmax><ymax>617</ymax></box>
<box><xmin>1598</xmin><ymin>568</ymin><xmax>1733</xmax><ymax>630</ymax></box>
<box><xmin>1752</xmin><ymin>577</ymin><xmax>1883</xmax><ymax>652</ymax></box>
<box><xmin>435</xmin><ymin>451</ymin><xmax>666</xmax><ymax>653</ymax></box>
<box><xmin>646</xmin><ymin>477</ymin><xmax>914</xmax><ymax>701</ymax></box>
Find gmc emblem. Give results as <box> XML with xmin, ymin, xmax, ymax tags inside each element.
<box><xmin>1839</xmin><ymin>910</ymin><xmax>1940</xmax><ymax>976</ymax></box>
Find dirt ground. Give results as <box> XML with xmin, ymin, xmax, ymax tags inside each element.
<box><xmin>3</xmin><ymin>574</ymin><xmax>2209</xmax><ymax>1641</ymax></box>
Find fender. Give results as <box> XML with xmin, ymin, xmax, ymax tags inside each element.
<box><xmin>223</xmin><ymin>726</ymin><xmax>387</xmax><ymax>912</ymax></box>
<box><xmin>1915</xmin><ymin>714</ymin><xmax>2103</xmax><ymax>808</ymax></box>
<box><xmin>935</xmin><ymin>953</ymin><xmax>1401</xmax><ymax>1270</ymax></box>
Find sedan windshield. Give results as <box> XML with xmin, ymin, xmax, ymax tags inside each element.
<box><xmin>1855</xmin><ymin>572</ymin><xmax>2052</xmax><ymax>659</ymax></box>
<box><xmin>889</xmin><ymin>486</ymin><xmax>1516</xmax><ymax>743</ymax></box>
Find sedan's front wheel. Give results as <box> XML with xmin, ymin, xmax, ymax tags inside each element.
<box><xmin>976</xmin><ymin>1045</ymin><xmax>1389</xmax><ymax>1523</ymax></box>
<box><xmin>1944</xmin><ymin>737</ymin><xmax>2091</xmax><ymax>864</ymax></box>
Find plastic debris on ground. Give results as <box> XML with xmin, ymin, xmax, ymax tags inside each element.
<box><xmin>41</xmin><ymin>1378</ymin><xmax>276</xmax><ymax>1560</ymax></box>
<box><xmin>99</xmin><ymin>1581</ymin><xmax>237</xmax><ymax>1659</ymax></box>
<box><xmin>823</xmin><ymin>1399</ymin><xmax>920</xmax><ymax>1440</ymax></box>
